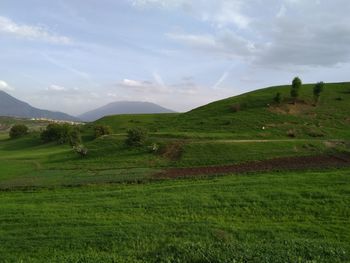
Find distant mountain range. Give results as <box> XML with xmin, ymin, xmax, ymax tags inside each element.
<box><xmin>0</xmin><ymin>90</ymin><xmax>79</xmax><ymax>121</ymax></box>
<box><xmin>0</xmin><ymin>91</ymin><xmax>175</xmax><ymax>122</ymax></box>
<box><xmin>78</xmin><ymin>101</ymin><xmax>175</xmax><ymax>122</ymax></box>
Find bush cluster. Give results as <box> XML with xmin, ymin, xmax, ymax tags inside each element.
<box><xmin>9</xmin><ymin>124</ymin><xmax>29</xmax><ymax>139</ymax></box>
<box><xmin>94</xmin><ymin>125</ymin><xmax>112</xmax><ymax>138</ymax></box>
<box><xmin>125</xmin><ymin>128</ymin><xmax>148</xmax><ymax>147</ymax></box>
<box><xmin>41</xmin><ymin>123</ymin><xmax>81</xmax><ymax>146</ymax></box>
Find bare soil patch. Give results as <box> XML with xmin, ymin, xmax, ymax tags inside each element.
<box><xmin>155</xmin><ymin>154</ymin><xmax>350</xmax><ymax>178</ymax></box>
<box><xmin>269</xmin><ymin>100</ymin><xmax>315</xmax><ymax>116</ymax></box>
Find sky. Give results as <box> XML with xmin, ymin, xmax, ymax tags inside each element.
<box><xmin>1</xmin><ymin>0</ymin><xmax>350</xmax><ymax>116</ymax></box>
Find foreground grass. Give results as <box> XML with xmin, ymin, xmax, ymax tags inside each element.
<box><xmin>0</xmin><ymin>169</ymin><xmax>349</xmax><ymax>262</ymax></box>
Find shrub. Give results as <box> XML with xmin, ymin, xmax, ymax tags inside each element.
<box><xmin>125</xmin><ymin>128</ymin><xmax>148</xmax><ymax>147</ymax></box>
<box><xmin>94</xmin><ymin>125</ymin><xmax>112</xmax><ymax>138</ymax></box>
<box><xmin>41</xmin><ymin>123</ymin><xmax>80</xmax><ymax>145</ymax></box>
<box><xmin>291</xmin><ymin>77</ymin><xmax>302</xmax><ymax>101</ymax></box>
<box><xmin>73</xmin><ymin>144</ymin><xmax>88</xmax><ymax>157</ymax></box>
<box><xmin>273</xmin><ymin>92</ymin><xmax>282</xmax><ymax>104</ymax></box>
<box><xmin>9</xmin><ymin>124</ymin><xmax>28</xmax><ymax>139</ymax></box>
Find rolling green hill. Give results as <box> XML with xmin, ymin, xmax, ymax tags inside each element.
<box><xmin>1</xmin><ymin>82</ymin><xmax>350</xmax><ymax>189</ymax></box>
<box><xmin>96</xmin><ymin>82</ymin><xmax>350</xmax><ymax>139</ymax></box>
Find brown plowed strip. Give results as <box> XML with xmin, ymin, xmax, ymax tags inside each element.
<box><xmin>155</xmin><ymin>154</ymin><xmax>350</xmax><ymax>178</ymax></box>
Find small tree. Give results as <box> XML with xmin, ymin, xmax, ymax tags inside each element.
<box><xmin>291</xmin><ymin>77</ymin><xmax>302</xmax><ymax>102</ymax></box>
<box><xmin>41</xmin><ymin>123</ymin><xmax>64</xmax><ymax>142</ymax></box>
<box><xmin>125</xmin><ymin>128</ymin><xmax>148</xmax><ymax>147</ymax></box>
<box><xmin>313</xmin><ymin>82</ymin><xmax>324</xmax><ymax>104</ymax></box>
<box><xmin>94</xmin><ymin>125</ymin><xmax>112</xmax><ymax>138</ymax></box>
<box><xmin>9</xmin><ymin>124</ymin><xmax>28</xmax><ymax>139</ymax></box>
<box><xmin>273</xmin><ymin>92</ymin><xmax>282</xmax><ymax>104</ymax></box>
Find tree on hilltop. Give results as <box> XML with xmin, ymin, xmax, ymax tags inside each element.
<box><xmin>313</xmin><ymin>81</ymin><xmax>325</xmax><ymax>104</ymax></box>
<box><xmin>291</xmin><ymin>77</ymin><xmax>302</xmax><ymax>102</ymax></box>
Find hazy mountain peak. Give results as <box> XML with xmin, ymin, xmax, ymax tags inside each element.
<box><xmin>79</xmin><ymin>101</ymin><xmax>175</xmax><ymax>122</ymax></box>
<box><xmin>0</xmin><ymin>90</ymin><xmax>79</xmax><ymax>121</ymax></box>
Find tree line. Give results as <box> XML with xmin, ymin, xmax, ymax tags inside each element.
<box><xmin>274</xmin><ymin>77</ymin><xmax>325</xmax><ymax>104</ymax></box>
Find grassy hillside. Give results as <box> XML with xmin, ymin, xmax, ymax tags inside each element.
<box><xmin>1</xmin><ymin>82</ymin><xmax>349</xmax><ymax>188</ymax></box>
<box><xmin>1</xmin><ymin>131</ymin><xmax>347</xmax><ymax>189</ymax></box>
<box><xmin>96</xmin><ymin>82</ymin><xmax>350</xmax><ymax>139</ymax></box>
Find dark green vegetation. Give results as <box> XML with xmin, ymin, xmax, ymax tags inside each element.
<box><xmin>40</xmin><ymin>123</ymin><xmax>81</xmax><ymax>145</ymax></box>
<box><xmin>94</xmin><ymin>124</ymin><xmax>112</xmax><ymax>138</ymax></box>
<box><xmin>291</xmin><ymin>76</ymin><xmax>302</xmax><ymax>100</ymax></box>
<box><xmin>9</xmin><ymin>124</ymin><xmax>28</xmax><ymax>139</ymax></box>
<box><xmin>314</xmin><ymin>81</ymin><xmax>325</xmax><ymax>103</ymax></box>
<box><xmin>1</xmin><ymin>81</ymin><xmax>350</xmax><ymax>262</ymax></box>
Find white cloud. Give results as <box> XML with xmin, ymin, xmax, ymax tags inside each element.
<box><xmin>131</xmin><ymin>0</ymin><xmax>250</xmax><ymax>28</ymax></box>
<box><xmin>121</xmin><ymin>78</ymin><xmax>152</xmax><ymax>88</ymax></box>
<box><xmin>159</xmin><ymin>0</ymin><xmax>350</xmax><ymax>68</ymax></box>
<box><xmin>107</xmin><ymin>92</ymin><xmax>118</xmax><ymax>98</ymax></box>
<box><xmin>119</xmin><ymin>78</ymin><xmax>170</xmax><ymax>93</ymax></box>
<box><xmin>0</xmin><ymin>16</ymin><xmax>72</xmax><ymax>44</ymax></box>
<box><xmin>257</xmin><ymin>3</ymin><xmax>350</xmax><ymax>67</ymax></box>
<box><xmin>166</xmin><ymin>31</ymin><xmax>256</xmax><ymax>59</ymax></box>
<box><xmin>44</xmin><ymin>85</ymin><xmax>79</xmax><ymax>95</ymax></box>
<box><xmin>47</xmin><ymin>84</ymin><xmax>67</xmax><ymax>91</ymax></box>
<box><xmin>0</xmin><ymin>80</ymin><xmax>14</xmax><ymax>91</ymax></box>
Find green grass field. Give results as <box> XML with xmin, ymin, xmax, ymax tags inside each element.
<box><xmin>0</xmin><ymin>132</ymin><xmax>345</xmax><ymax>189</ymax></box>
<box><xmin>1</xmin><ymin>82</ymin><xmax>350</xmax><ymax>262</ymax></box>
<box><xmin>0</xmin><ymin>169</ymin><xmax>349</xmax><ymax>262</ymax></box>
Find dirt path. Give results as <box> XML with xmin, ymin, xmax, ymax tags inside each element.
<box><xmin>155</xmin><ymin>154</ymin><xmax>350</xmax><ymax>178</ymax></box>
